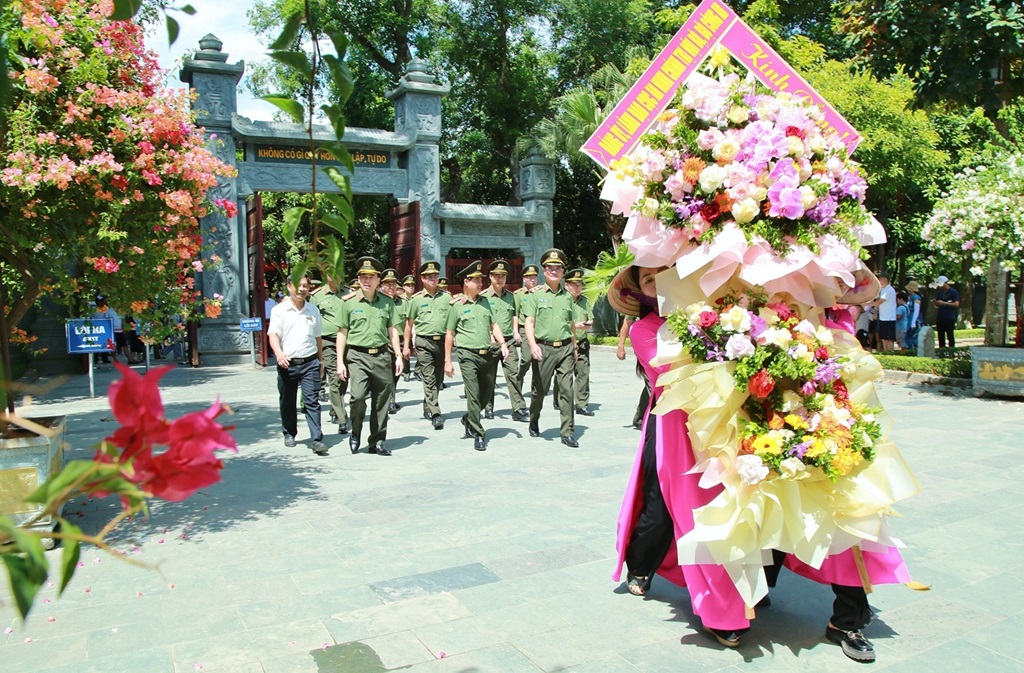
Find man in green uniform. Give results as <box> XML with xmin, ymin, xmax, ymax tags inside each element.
<box><xmin>524</xmin><ymin>249</ymin><xmax>579</xmax><ymax>447</ymax></box>
<box><xmin>565</xmin><ymin>268</ymin><xmax>595</xmax><ymax>416</ymax></box>
<box><xmin>400</xmin><ymin>274</ymin><xmax>417</xmax><ymax>381</ymax></box>
<box><xmin>444</xmin><ymin>260</ymin><xmax>510</xmax><ymax>450</ymax></box>
<box><xmin>406</xmin><ymin>261</ymin><xmax>450</xmax><ymax>430</ymax></box>
<box><xmin>438</xmin><ymin>277</ymin><xmax>449</xmax><ymax>293</ymax></box>
<box><xmin>512</xmin><ymin>263</ymin><xmax>539</xmax><ymax>419</ymax></box>
<box><xmin>379</xmin><ymin>268</ymin><xmax>406</xmax><ymax>415</ymax></box>
<box><xmin>310</xmin><ymin>273</ymin><xmax>349</xmax><ymax>434</ymax></box>
<box><xmin>480</xmin><ymin>259</ymin><xmax>525</xmax><ymax>421</ymax></box>
<box><xmin>337</xmin><ymin>256</ymin><xmax>404</xmax><ymax>456</ymax></box>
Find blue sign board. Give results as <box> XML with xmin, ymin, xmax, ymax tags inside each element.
<box><xmin>239</xmin><ymin>317</ymin><xmax>264</xmax><ymax>333</ymax></box>
<box><xmin>66</xmin><ymin>318</ymin><xmax>114</xmax><ymax>354</ymax></box>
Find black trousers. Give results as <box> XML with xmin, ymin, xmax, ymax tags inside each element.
<box><xmin>277</xmin><ymin>358</ymin><xmax>323</xmax><ymax>441</ymax></box>
<box><xmin>764</xmin><ymin>550</ymin><xmax>872</xmax><ymax>630</ymax></box>
<box><xmin>625</xmin><ymin>413</ymin><xmax>674</xmax><ymax>579</ymax></box>
<box><xmin>936</xmin><ymin>318</ymin><xmax>956</xmax><ymax>348</ymax></box>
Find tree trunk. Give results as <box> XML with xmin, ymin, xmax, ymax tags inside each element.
<box><xmin>984</xmin><ymin>257</ymin><xmax>1008</xmax><ymax>346</ymax></box>
<box><xmin>959</xmin><ymin>259</ymin><xmax>974</xmax><ymax>329</ymax></box>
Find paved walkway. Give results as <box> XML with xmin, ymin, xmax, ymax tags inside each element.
<box><xmin>3</xmin><ymin>349</ymin><xmax>1023</xmax><ymax>672</ymax></box>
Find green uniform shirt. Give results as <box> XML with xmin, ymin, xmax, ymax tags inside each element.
<box><xmin>446</xmin><ymin>295</ymin><xmax>495</xmax><ymax>350</ymax></box>
<box><xmin>514</xmin><ymin>287</ymin><xmax>530</xmax><ymax>323</ymax></box>
<box><xmin>524</xmin><ymin>284</ymin><xmax>574</xmax><ymax>341</ymax></box>
<box><xmin>408</xmin><ymin>289</ymin><xmax>451</xmax><ymax>337</ymax></box>
<box><xmin>310</xmin><ymin>288</ymin><xmax>346</xmax><ymax>337</ymax></box>
<box><xmin>340</xmin><ymin>291</ymin><xmax>400</xmax><ymax>347</ymax></box>
<box><xmin>572</xmin><ymin>295</ymin><xmax>593</xmax><ymax>339</ymax></box>
<box><xmin>481</xmin><ymin>287</ymin><xmax>516</xmax><ymax>337</ymax></box>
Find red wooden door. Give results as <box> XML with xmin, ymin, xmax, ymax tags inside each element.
<box><xmin>246</xmin><ymin>194</ymin><xmax>268</xmax><ymax>366</ymax></box>
<box><xmin>389</xmin><ymin>201</ymin><xmax>421</xmax><ymax>287</ymax></box>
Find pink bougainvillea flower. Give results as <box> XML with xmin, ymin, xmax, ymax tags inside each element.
<box><xmin>105</xmin><ymin>364</ymin><xmax>172</xmax><ymax>456</ymax></box>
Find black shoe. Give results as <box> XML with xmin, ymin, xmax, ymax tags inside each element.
<box><xmin>461</xmin><ymin>416</ymin><xmax>472</xmax><ymax>439</ymax></box>
<box><xmin>553</xmin><ymin>400</ymin><xmax>560</xmax><ymax>410</ymax></box>
<box><xmin>529</xmin><ymin>423</ymin><xmax>540</xmax><ymax>438</ymax></box>
<box><xmin>441</xmin><ymin>381</ymin><xmax>447</xmax><ymax>390</ymax></box>
<box><xmin>283</xmin><ymin>435</ymin><xmax>297</xmax><ymax>448</ymax></box>
<box><xmin>311</xmin><ymin>440</ymin><xmax>329</xmax><ymax>456</ymax></box>
<box><xmin>474</xmin><ymin>435</ymin><xmax>486</xmax><ymax>451</ymax></box>
<box><xmin>575</xmin><ymin>407</ymin><xmax>594</xmax><ymax>417</ymax></box>
<box><xmin>370</xmin><ymin>441</ymin><xmax>392</xmax><ymax>456</ymax></box>
<box><xmin>704</xmin><ymin>626</ymin><xmax>741</xmax><ymax>648</ymax></box>
<box><xmin>431</xmin><ymin>414</ymin><xmax>445</xmax><ymax>430</ymax></box>
<box><xmin>825</xmin><ymin>626</ymin><xmax>875</xmax><ymax>662</ymax></box>
<box><xmin>338</xmin><ymin>421</ymin><xmax>349</xmax><ymax>436</ymax></box>
<box><xmin>561</xmin><ymin>434</ymin><xmax>579</xmax><ymax>448</ymax></box>
<box><xmin>388</xmin><ymin>402</ymin><xmax>400</xmax><ymax>415</ymax></box>
<box><xmin>631</xmin><ymin>421</ymin><xmax>642</xmax><ymax>430</ymax></box>
<box><xmin>756</xmin><ymin>595</ymin><xmax>771</xmax><ymax>608</ymax></box>
<box><xmin>349</xmin><ymin>437</ymin><xmax>360</xmax><ymax>454</ymax></box>
<box><xmin>329</xmin><ymin>412</ymin><xmax>338</xmax><ymax>424</ymax></box>
<box><xmin>484</xmin><ymin>409</ymin><xmax>494</xmax><ymax>420</ymax></box>
<box><xmin>512</xmin><ymin>409</ymin><xmax>529</xmax><ymax>422</ymax></box>
<box><xmin>423</xmin><ymin>410</ymin><xmax>431</xmax><ymax>420</ymax></box>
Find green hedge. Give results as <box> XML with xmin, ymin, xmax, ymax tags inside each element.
<box><xmin>875</xmin><ymin>348</ymin><xmax>972</xmax><ymax>378</ymax></box>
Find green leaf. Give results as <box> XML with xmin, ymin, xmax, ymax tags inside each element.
<box><xmin>321</xmin><ymin>235</ymin><xmax>345</xmax><ymax>276</ymax></box>
<box><xmin>269</xmin><ymin>12</ymin><xmax>305</xmax><ymax>51</ymax></box>
<box><xmin>322</xmin><ymin>193</ymin><xmax>354</xmax><ymax>224</ymax></box>
<box><xmin>24</xmin><ymin>460</ymin><xmax>101</xmax><ymax>505</ymax></box>
<box><xmin>1</xmin><ymin>555</ymin><xmax>46</xmax><ymax>620</ymax></box>
<box><xmin>268</xmin><ymin>50</ymin><xmax>313</xmax><ymax>81</ymax></box>
<box><xmin>322</xmin><ymin>54</ymin><xmax>354</xmax><ymax>103</ymax></box>
<box><xmin>109</xmin><ymin>0</ymin><xmax>143</xmax><ymax>21</ymax></box>
<box><xmin>283</xmin><ymin>207</ymin><xmax>307</xmax><ymax>244</ymax></box>
<box><xmin>320</xmin><ymin>211</ymin><xmax>350</xmax><ymax>237</ymax></box>
<box><xmin>179</xmin><ymin>4</ymin><xmax>197</xmax><ymax>16</ymax></box>
<box><xmin>260</xmin><ymin>96</ymin><xmax>305</xmax><ymax>125</ymax></box>
<box><xmin>57</xmin><ymin>522</ymin><xmax>82</xmax><ymax>597</ymax></box>
<box><xmin>324</xmin><ymin>28</ymin><xmax>349</xmax><ymax>60</ymax></box>
<box><xmin>319</xmin><ymin>104</ymin><xmax>346</xmax><ymax>138</ymax></box>
<box><xmin>290</xmin><ymin>261</ymin><xmax>310</xmax><ymax>290</ymax></box>
<box><xmin>166</xmin><ymin>16</ymin><xmax>180</xmax><ymax>47</ymax></box>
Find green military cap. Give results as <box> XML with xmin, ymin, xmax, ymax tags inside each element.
<box><xmin>355</xmin><ymin>256</ymin><xmax>384</xmax><ymax>275</ymax></box>
<box><xmin>419</xmin><ymin>260</ymin><xmax>441</xmax><ymax>275</ymax></box>
<box><xmin>460</xmin><ymin>260</ymin><xmax>484</xmax><ymax>279</ymax></box>
<box><xmin>488</xmin><ymin>259</ymin><xmax>509</xmax><ymax>275</ymax></box>
<box><xmin>522</xmin><ymin>264</ymin><xmax>539</xmax><ymax>277</ymax></box>
<box><xmin>348</xmin><ymin>277</ymin><xmax>360</xmax><ymax>289</ymax></box>
<box><xmin>438</xmin><ymin>277</ymin><xmax>449</xmax><ymax>288</ymax></box>
<box><xmin>565</xmin><ymin>268</ymin><xmax>584</xmax><ymax>283</ymax></box>
<box><xmin>540</xmin><ymin>248</ymin><xmax>567</xmax><ymax>267</ymax></box>
<box><xmin>401</xmin><ymin>274</ymin><xmax>416</xmax><ymax>286</ymax></box>
<box><xmin>381</xmin><ymin>268</ymin><xmax>399</xmax><ymax>283</ymax></box>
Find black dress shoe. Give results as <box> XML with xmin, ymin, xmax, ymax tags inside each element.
<box><xmin>512</xmin><ymin>409</ymin><xmax>529</xmax><ymax>422</ymax></box>
<box><xmin>631</xmin><ymin>421</ymin><xmax>642</xmax><ymax>430</ymax></box>
<box><xmin>825</xmin><ymin>625</ymin><xmax>875</xmax><ymax>662</ymax></box>
<box><xmin>484</xmin><ymin>409</ymin><xmax>494</xmax><ymax>420</ymax></box>
<box><xmin>338</xmin><ymin>421</ymin><xmax>349</xmax><ymax>436</ymax></box>
<box><xmin>561</xmin><ymin>434</ymin><xmax>579</xmax><ymax>448</ymax></box>
<box><xmin>529</xmin><ymin>423</ymin><xmax>540</xmax><ymax>438</ymax></box>
<box><xmin>553</xmin><ymin>400</ymin><xmax>560</xmax><ymax>410</ymax></box>
<box><xmin>576</xmin><ymin>407</ymin><xmax>594</xmax><ymax>417</ymax></box>
<box><xmin>423</xmin><ymin>410</ymin><xmax>431</xmax><ymax>420</ymax></box>
<box><xmin>388</xmin><ymin>402</ymin><xmax>400</xmax><ymax>415</ymax></box>
<box><xmin>461</xmin><ymin>416</ymin><xmax>472</xmax><ymax>438</ymax></box>
<box><xmin>370</xmin><ymin>442</ymin><xmax>392</xmax><ymax>456</ymax></box>
<box><xmin>349</xmin><ymin>437</ymin><xmax>360</xmax><ymax>454</ymax></box>
<box><xmin>431</xmin><ymin>414</ymin><xmax>444</xmax><ymax>430</ymax></box>
<box><xmin>474</xmin><ymin>436</ymin><xmax>486</xmax><ymax>451</ymax></box>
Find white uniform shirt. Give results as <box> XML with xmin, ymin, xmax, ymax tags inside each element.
<box><xmin>264</xmin><ymin>298</ymin><xmax>277</xmax><ymax>319</ymax></box>
<box><xmin>878</xmin><ymin>284</ymin><xmax>897</xmax><ymax>321</ymax></box>
<box><xmin>268</xmin><ymin>299</ymin><xmax>323</xmax><ymax>359</ymax></box>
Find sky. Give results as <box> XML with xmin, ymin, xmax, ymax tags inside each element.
<box><xmin>150</xmin><ymin>0</ymin><xmax>274</xmax><ymax>120</ymax></box>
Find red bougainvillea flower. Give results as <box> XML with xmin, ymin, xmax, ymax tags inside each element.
<box><xmin>106</xmin><ymin>363</ymin><xmax>171</xmax><ymax>456</ymax></box>
<box><xmin>748</xmin><ymin>369</ymin><xmax>776</xmax><ymax>399</ymax></box>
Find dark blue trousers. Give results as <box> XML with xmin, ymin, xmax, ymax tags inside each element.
<box><xmin>278</xmin><ymin>358</ymin><xmax>323</xmax><ymax>441</ymax></box>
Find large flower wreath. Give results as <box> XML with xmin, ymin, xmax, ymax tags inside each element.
<box><xmin>603</xmin><ymin>51</ymin><xmax>918</xmax><ymax>607</ymax></box>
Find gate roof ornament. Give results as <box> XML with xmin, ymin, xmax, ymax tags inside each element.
<box><xmin>581</xmin><ymin>0</ymin><xmax>859</xmax><ymax>169</ymax></box>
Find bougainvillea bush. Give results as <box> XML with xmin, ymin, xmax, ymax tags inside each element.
<box><xmin>0</xmin><ymin>0</ymin><xmax>235</xmax><ymax>341</ymax></box>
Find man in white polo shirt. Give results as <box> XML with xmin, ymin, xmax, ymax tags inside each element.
<box><xmin>268</xmin><ymin>274</ymin><xmax>327</xmax><ymax>455</ymax></box>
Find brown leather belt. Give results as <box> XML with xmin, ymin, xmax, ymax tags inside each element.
<box><xmin>289</xmin><ymin>354</ymin><xmax>319</xmax><ymax>365</ymax></box>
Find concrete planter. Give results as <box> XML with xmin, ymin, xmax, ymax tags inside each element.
<box><xmin>971</xmin><ymin>346</ymin><xmax>1024</xmax><ymax>398</ymax></box>
<box><xmin>0</xmin><ymin>416</ymin><xmax>66</xmax><ymax>548</ymax></box>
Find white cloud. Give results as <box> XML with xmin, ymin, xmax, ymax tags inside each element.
<box><xmin>149</xmin><ymin>0</ymin><xmax>276</xmax><ymax>120</ymax></box>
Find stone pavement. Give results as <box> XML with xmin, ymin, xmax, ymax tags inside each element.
<box><xmin>3</xmin><ymin>348</ymin><xmax>1024</xmax><ymax>672</ymax></box>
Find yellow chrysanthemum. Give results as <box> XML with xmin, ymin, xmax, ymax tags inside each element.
<box><xmin>752</xmin><ymin>435</ymin><xmax>782</xmax><ymax>456</ymax></box>
<box><xmin>805</xmin><ymin>438</ymin><xmax>828</xmax><ymax>458</ymax></box>
<box><xmin>830</xmin><ymin>447</ymin><xmax>864</xmax><ymax>476</ymax></box>
<box><xmin>784</xmin><ymin>414</ymin><xmax>809</xmax><ymax>430</ymax></box>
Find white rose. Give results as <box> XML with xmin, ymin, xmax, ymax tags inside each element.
<box><xmin>640</xmin><ymin>197</ymin><xmax>660</xmax><ymax>218</ymax></box>
<box><xmin>781</xmin><ymin>390</ymin><xmax>803</xmax><ymax>412</ymax></box>
<box><xmin>732</xmin><ymin>198</ymin><xmax>760</xmax><ymax>224</ymax></box>
<box><xmin>698</xmin><ymin>164</ymin><xmax>728</xmax><ymax>192</ymax></box>
<box><xmin>720</xmin><ymin>305</ymin><xmax>752</xmax><ymax>333</ymax></box>
<box><xmin>758</xmin><ymin>306</ymin><xmax>780</xmax><ymax>326</ymax></box>
<box><xmin>815</xmin><ymin>325</ymin><xmax>834</xmax><ymax>345</ymax></box>
<box><xmin>779</xmin><ymin>457</ymin><xmax>806</xmax><ymax>478</ymax></box>
<box><xmin>793</xmin><ymin>320</ymin><xmax>816</xmax><ymax>338</ymax></box>
<box><xmin>761</xmin><ymin>327</ymin><xmax>792</xmax><ymax>348</ymax></box>
<box><xmin>799</xmin><ymin>185</ymin><xmax>818</xmax><ymax>210</ymax></box>
<box><xmin>792</xmin><ymin>343</ymin><xmax>814</xmax><ymax>362</ymax></box>
<box><xmin>713</xmin><ymin>138</ymin><xmax>741</xmax><ymax>164</ymax></box>
<box><xmin>724</xmin><ymin>333</ymin><xmax>756</xmax><ymax>360</ymax></box>
<box><xmin>685</xmin><ymin>301</ymin><xmax>713</xmax><ymax>324</ymax></box>
<box><xmin>809</xmin><ymin>134</ymin><xmax>827</xmax><ymax>154</ymax></box>
<box><xmin>736</xmin><ymin>454</ymin><xmax>769</xmax><ymax>485</ymax></box>
<box><xmin>727</xmin><ymin>105</ymin><xmax>750</xmax><ymax>125</ymax></box>
<box><xmin>787</xmin><ymin>135</ymin><xmax>805</xmax><ymax>157</ymax></box>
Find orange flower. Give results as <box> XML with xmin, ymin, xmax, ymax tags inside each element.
<box><xmin>681</xmin><ymin>157</ymin><xmax>706</xmax><ymax>184</ymax></box>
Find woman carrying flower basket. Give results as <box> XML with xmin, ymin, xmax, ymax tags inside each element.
<box><xmin>603</xmin><ymin>51</ymin><xmax>922</xmax><ymax>662</ymax></box>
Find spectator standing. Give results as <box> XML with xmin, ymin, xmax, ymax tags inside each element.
<box><xmin>866</xmin><ymin>272</ymin><xmax>896</xmax><ymax>351</ymax></box>
<box><xmin>895</xmin><ymin>292</ymin><xmax>909</xmax><ymax>349</ymax></box>
<box><xmin>92</xmin><ymin>295</ymin><xmax>120</xmax><ymax>364</ymax></box>
<box><xmin>932</xmin><ymin>275</ymin><xmax>960</xmax><ymax>348</ymax></box>
<box><xmin>904</xmin><ymin>281</ymin><xmax>923</xmax><ymax>349</ymax></box>
<box><xmin>268</xmin><ymin>274</ymin><xmax>326</xmax><ymax>455</ymax></box>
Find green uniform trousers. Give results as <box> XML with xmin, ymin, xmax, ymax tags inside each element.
<box><xmin>529</xmin><ymin>342</ymin><xmax>575</xmax><ymax>437</ymax></box>
<box><xmin>457</xmin><ymin>348</ymin><xmax>497</xmax><ymax>438</ymax></box>
<box><xmin>485</xmin><ymin>339</ymin><xmax>524</xmax><ymax>414</ymax></box>
<box><xmin>553</xmin><ymin>339</ymin><xmax>590</xmax><ymax>409</ymax></box>
<box><xmin>320</xmin><ymin>338</ymin><xmax>348</xmax><ymax>425</ymax></box>
<box><xmin>345</xmin><ymin>348</ymin><xmax>393</xmax><ymax>445</ymax></box>
<box><xmin>415</xmin><ymin>335</ymin><xmax>446</xmax><ymax>417</ymax></box>
<box><xmin>514</xmin><ymin>328</ymin><xmax>531</xmax><ymax>397</ymax></box>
